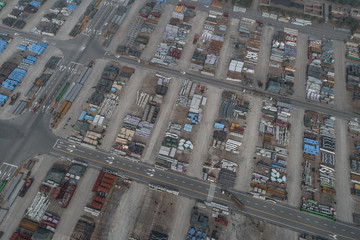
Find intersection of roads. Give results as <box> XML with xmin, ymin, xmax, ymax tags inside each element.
<box><xmin>0</xmin><ymin>0</ymin><xmax>359</xmax><ymax>239</ymax></box>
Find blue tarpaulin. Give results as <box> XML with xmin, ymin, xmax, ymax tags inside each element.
<box><xmin>67</xmin><ymin>3</ymin><xmax>77</xmax><ymax>10</ymax></box>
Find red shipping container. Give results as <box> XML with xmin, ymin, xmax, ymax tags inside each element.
<box><xmin>215</xmin><ymin>217</ymin><xmax>228</xmax><ymax>226</ymax></box>
<box><xmin>103</xmin><ymin>172</ymin><xmax>116</xmax><ymax>180</ymax></box>
<box><xmin>93</xmin><ymin>195</ymin><xmax>105</xmax><ymax>204</ymax></box>
<box><xmin>100</xmin><ymin>182</ymin><xmax>112</xmax><ymax>189</ymax></box>
<box><xmin>90</xmin><ymin>201</ymin><xmax>103</xmax><ymax>210</ymax></box>
<box><xmin>101</xmin><ymin>177</ymin><xmax>114</xmax><ymax>185</ymax></box>
<box><xmin>97</xmin><ymin>186</ymin><xmax>110</xmax><ymax>193</ymax></box>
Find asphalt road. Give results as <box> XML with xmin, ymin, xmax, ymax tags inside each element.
<box><xmin>0</xmin><ymin>112</ymin><xmax>56</xmax><ymax>165</ymax></box>
<box><xmin>52</xmin><ymin>139</ymin><xmax>360</xmax><ymax>240</ymax></box>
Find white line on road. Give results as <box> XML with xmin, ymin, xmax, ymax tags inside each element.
<box><xmin>297</xmin><ymin>216</ymin><xmax>302</xmax><ymax>218</ymax></box>
<box><xmin>280</xmin><ymin>210</ymin><xmax>284</xmax><ymax>213</ymax></box>
<box><xmin>323</xmin><ymin>224</ymin><xmax>328</xmax><ymax>226</ymax></box>
<box><xmin>263</xmin><ymin>205</ymin><xmax>267</xmax><ymax>208</ymax></box>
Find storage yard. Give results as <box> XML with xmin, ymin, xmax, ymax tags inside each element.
<box><xmin>69</xmin><ymin>0</ymin><xmax>103</xmax><ymax>37</ymax></box>
<box><xmin>189</xmin><ymin>11</ymin><xmax>229</xmax><ymax>76</ymax></box>
<box><xmin>153</xmin><ymin>79</ymin><xmax>208</xmax><ymax>172</ymax></box>
<box><xmin>2</xmin><ymin>0</ymin><xmax>45</xmax><ymax>29</ymax></box>
<box><xmin>300</xmin><ymin>111</ymin><xmax>337</xmax><ymax>220</ymax></box>
<box><xmin>1</xmin><ymin>0</ymin><xmax>360</xmax><ymax>239</ymax></box>
<box><xmin>150</xmin><ymin>3</ymin><xmax>196</xmax><ymax>66</ymax></box>
<box><xmin>0</xmin><ymin>37</ymin><xmax>50</xmax><ymax>116</ymax></box>
<box><xmin>306</xmin><ymin>38</ymin><xmax>335</xmax><ymax>104</ymax></box>
<box><xmin>265</xmin><ymin>28</ymin><xmax>298</xmax><ymax>95</ymax></box>
<box><xmin>225</xmin><ymin>18</ymin><xmax>263</xmax><ymax>84</ymax></box>
<box><xmin>64</xmin><ymin>63</ymin><xmax>135</xmax><ymax>148</ymax></box>
<box><xmin>248</xmin><ymin>100</ymin><xmax>292</xmax><ymax>201</ymax></box>
<box><xmin>199</xmin><ymin>91</ymin><xmax>249</xmax><ymax>187</ymax></box>
<box><xmin>345</xmin><ymin>30</ymin><xmax>360</xmax><ymax>112</ymax></box>
<box><xmin>116</xmin><ymin>0</ymin><xmax>166</xmax><ymax>59</ymax></box>
<box><xmin>111</xmin><ymin>73</ymin><xmax>170</xmax><ymax>160</ymax></box>
<box><xmin>31</xmin><ymin>0</ymin><xmax>81</xmax><ymax>36</ymax></box>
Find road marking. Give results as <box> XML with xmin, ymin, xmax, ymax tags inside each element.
<box><xmin>297</xmin><ymin>216</ymin><xmax>302</xmax><ymax>218</ymax></box>
<box><xmin>271</xmin><ymin>208</ymin><xmax>275</xmax><ymax>211</ymax></box>
<box><xmin>333</xmin><ymin>226</ymin><xmax>336</xmax><ymax>229</ymax></box>
<box><xmin>255</xmin><ymin>203</ymin><xmax>258</xmax><ymax>205</ymax></box>
<box><xmin>136</xmin><ymin>167</ymin><xmax>139</xmax><ymax>170</ymax></box>
<box><xmin>263</xmin><ymin>205</ymin><xmax>267</xmax><ymax>208</ymax></box>
<box><xmin>306</xmin><ymin>218</ymin><xmax>310</xmax><ymax>221</ymax></box>
<box><xmin>52</xmin><ymin>147</ymin><xmax>358</xmax><ymax>240</ymax></box>
<box><xmin>166</xmin><ymin>176</ymin><xmax>170</xmax><ymax>179</ymax></box>
<box><xmin>315</xmin><ymin>221</ymin><xmax>319</xmax><ymax>223</ymax></box>
<box><xmin>159</xmin><ymin>174</ymin><xmax>162</xmax><ymax>177</ymax></box>
<box><xmin>246</xmin><ymin>200</ymin><xmax>250</xmax><ymax>203</ymax></box>
<box><xmin>280</xmin><ymin>210</ymin><xmax>284</xmax><ymax>213</ymax></box>
<box><xmin>324</xmin><ymin>224</ymin><xmax>328</xmax><ymax>226</ymax></box>
<box><xmin>289</xmin><ymin>213</ymin><xmax>293</xmax><ymax>215</ymax></box>
<box><xmin>351</xmin><ymin>232</ymin><xmax>354</xmax><ymax>234</ymax></box>
<box><xmin>182</xmin><ymin>181</ymin><xmax>185</xmax><ymax>183</ymax></box>
<box><xmin>174</xmin><ymin>179</ymin><xmax>178</xmax><ymax>181</ymax></box>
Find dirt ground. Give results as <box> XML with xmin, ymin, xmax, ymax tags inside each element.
<box><xmin>186</xmin><ymin>86</ymin><xmax>222</xmax><ymax>179</ymax></box>
<box><xmin>142</xmin><ymin>77</ymin><xmax>184</xmax><ymax>165</ymax></box>
<box><xmin>140</xmin><ymin>3</ymin><xmax>175</xmax><ymax>62</ymax></box>
<box><xmin>168</xmin><ymin>196</ymin><xmax>195</xmax><ymax>240</ymax></box>
<box><xmin>129</xmin><ymin>190</ymin><xmax>178</xmax><ymax>239</ymax></box>
<box><xmin>254</xmin><ymin>25</ymin><xmax>274</xmax><ymax>90</ymax></box>
<box><xmin>334</xmin><ymin>118</ymin><xmax>352</xmax><ymax>223</ymax></box>
<box><xmin>53</xmin><ymin>167</ymin><xmax>99</xmax><ymax>240</ymax></box>
<box><xmin>53</xmin><ymin>59</ymin><xmax>108</xmax><ymax>139</ymax></box>
<box><xmin>215</xmin><ymin>18</ymin><xmax>239</xmax><ymax>79</ymax></box>
<box><xmin>293</xmin><ymin>32</ymin><xmax>308</xmax><ymax>100</ymax></box>
<box><xmin>177</xmin><ymin>11</ymin><xmax>208</xmax><ymax>70</ymax></box>
<box><xmin>234</xmin><ymin>95</ymin><xmax>263</xmax><ymax>192</ymax></box>
<box><xmin>286</xmin><ymin>107</ymin><xmax>305</xmax><ymax>207</ymax></box>
<box><xmin>0</xmin><ymin>155</ymin><xmax>56</xmax><ymax>240</ymax></box>
<box><xmin>224</xmin><ymin>212</ymin><xmax>298</xmax><ymax>240</ymax></box>
<box><xmin>106</xmin><ymin>182</ymin><xmax>146</xmax><ymax>240</ymax></box>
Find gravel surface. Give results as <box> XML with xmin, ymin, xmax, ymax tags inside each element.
<box><xmin>53</xmin><ymin>167</ymin><xmax>99</xmax><ymax>239</ymax></box>
<box><xmin>234</xmin><ymin>95</ymin><xmax>263</xmax><ymax>192</ymax></box>
<box><xmin>334</xmin><ymin>118</ymin><xmax>352</xmax><ymax>223</ymax></box>
<box><xmin>286</xmin><ymin>107</ymin><xmax>305</xmax><ymax>207</ymax></box>
<box><xmin>186</xmin><ymin>86</ymin><xmax>222</xmax><ymax>179</ymax></box>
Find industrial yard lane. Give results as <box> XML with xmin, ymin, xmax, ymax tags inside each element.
<box><xmin>52</xmin><ymin>139</ymin><xmax>360</xmax><ymax>240</ymax></box>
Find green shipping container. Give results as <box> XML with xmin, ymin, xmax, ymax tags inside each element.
<box><xmin>0</xmin><ymin>2</ymin><xmax>5</xmax><ymax>7</ymax></box>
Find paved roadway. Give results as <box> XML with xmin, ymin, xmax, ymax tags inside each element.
<box><xmin>52</xmin><ymin>139</ymin><xmax>360</xmax><ymax>240</ymax></box>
